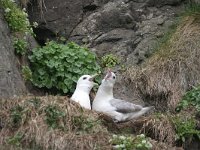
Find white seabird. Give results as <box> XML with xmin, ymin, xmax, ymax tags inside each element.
<box><xmin>71</xmin><ymin>74</ymin><xmax>97</xmax><ymax>110</ymax></box>
<box><xmin>92</xmin><ymin>71</ymin><xmax>154</xmax><ymax>122</ymax></box>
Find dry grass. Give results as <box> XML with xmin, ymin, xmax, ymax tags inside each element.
<box><xmin>149</xmin><ymin>139</ymin><xmax>183</xmax><ymax>150</ymax></box>
<box><xmin>140</xmin><ymin>114</ymin><xmax>176</xmax><ymax>145</ymax></box>
<box><xmin>125</xmin><ymin>15</ymin><xmax>200</xmax><ymax>111</ymax></box>
<box><xmin>0</xmin><ymin>96</ymin><xmax>187</xmax><ymax>150</ymax></box>
<box><xmin>0</xmin><ymin>96</ymin><xmax>111</xmax><ymax>150</ymax></box>
<box><xmin>112</xmin><ymin>114</ymin><xmax>176</xmax><ymax>146</ymax></box>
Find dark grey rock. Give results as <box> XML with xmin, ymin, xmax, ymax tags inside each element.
<box><xmin>27</xmin><ymin>0</ymin><xmax>84</xmax><ymax>43</ymax></box>
<box><xmin>92</xmin><ymin>29</ymin><xmax>136</xmax><ymax>58</ymax></box>
<box><xmin>28</xmin><ymin>0</ymin><xmax>112</xmax><ymax>44</ymax></box>
<box><xmin>27</xmin><ymin>0</ymin><xmax>185</xmax><ymax>101</ymax></box>
<box><xmin>147</xmin><ymin>0</ymin><xmax>184</xmax><ymax>7</ymax></box>
<box><xmin>0</xmin><ymin>11</ymin><xmax>27</xmax><ymax>98</ymax></box>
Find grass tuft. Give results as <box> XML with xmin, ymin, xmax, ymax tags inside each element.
<box><xmin>125</xmin><ymin>15</ymin><xmax>200</xmax><ymax>111</ymax></box>
<box><xmin>0</xmin><ymin>96</ymin><xmax>111</xmax><ymax>150</ymax></box>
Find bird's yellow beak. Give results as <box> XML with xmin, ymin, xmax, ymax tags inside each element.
<box><xmin>89</xmin><ymin>73</ymin><xmax>99</xmax><ymax>85</ymax></box>
<box><xmin>91</xmin><ymin>73</ymin><xmax>98</xmax><ymax>78</ymax></box>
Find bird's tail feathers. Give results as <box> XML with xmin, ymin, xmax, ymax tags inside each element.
<box><xmin>127</xmin><ymin>106</ymin><xmax>154</xmax><ymax>120</ymax></box>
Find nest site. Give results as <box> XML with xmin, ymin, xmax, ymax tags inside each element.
<box><xmin>1</xmin><ymin>15</ymin><xmax>200</xmax><ymax>150</ymax></box>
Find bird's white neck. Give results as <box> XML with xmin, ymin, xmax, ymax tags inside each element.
<box><xmin>96</xmin><ymin>84</ymin><xmax>114</xmax><ymax>100</ymax></box>
<box><xmin>71</xmin><ymin>87</ymin><xmax>91</xmax><ymax>110</ymax></box>
<box><xmin>76</xmin><ymin>84</ymin><xmax>92</xmax><ymax>94</ymax></box>
<box><xmin>71</xmin><ymin>84</ymin><xmax>91</xmax><ymax>101</ymax></box>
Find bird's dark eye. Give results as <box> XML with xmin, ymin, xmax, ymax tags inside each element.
<box><xmin>113</xmin><ymin>76</ymin><xmax>116</xmax><ymax>79</ymax></box>
<box><xmin>83</xmin><ymin>77</ymin><xmax>87</xmax><ymax>80</ymax></box>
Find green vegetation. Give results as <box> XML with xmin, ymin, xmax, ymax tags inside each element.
<box><xmin>14</xmin><ymin>38</ymin><xmax>28</xmax><ymax>55</ymax></box>
<box><xmin>29</xmin><ymin>41</ymin><xmax>101</xmax><ymax>93</ymax></box>
<box><xmin>1</xmin><ymin>97</ymin><xmax>111</xmax><ymax>149</ymax></box>
<box><xmin>27</xmin><ymin>97</ymin><xmax>42</xmax><ymax>109</ymax></box>
<box><xmin>0</xmin><ymin>0</ymin><xmax>36</xmax><ymax>57</ymax></box>
<box><xmin>172</xmin><ymin>116</ymin><xmax>200</xmax><ymax>143</ymax></box>
<box><xmin>44</xmin><ymin>105</ymin><xmax>66</xmax><ymax>129</ymax></box>
<box><xmin>8</xmin><ymin>132</ymin><xmax>24</xmax><ymax>146</ymax></box>
<box><xmin>72</xmin><ymin>115</ymin><xmax>101</xmax><ymax>133</ymax></box>
<box><xmin>184</xmin><ymin>1</ymin><xmax>200</xmax><ymax>16</ymax></box>
<box><xmin>152</xmin><ymin>1</ymin><xmax>200</xmax><ymax>57</ymax></box>
<box><xmin>101</xmin><ymin>54</ymin><xmax>120</xmax><ymax>68</ymax></box>
<box><xmin>110</xmin><ymin>134</ymin><xmax>152</xmax><ymax>150</ymax></box>
<box><xmin>176</xmin><ymin>86</ymin><xmax>200</xmax><ymax>112</ymax></box>
<box><xmin>21</xmin><ymin>65</ymin><xmax>32</xmax><ymax>81</ymax></box>
<box><xmin>152</xmin><ymin>20</ymin><xmax>179</xmax><ymax>56</ymax></box>
<box><xmin>0</xmin><ymin>0</ymin><xmax>32</xmax><ymax>33</ymax></box>
<box><xmin>10</xmin><ymin>105</ymin><xmax>26</xmax><ymax>127</ymax></box>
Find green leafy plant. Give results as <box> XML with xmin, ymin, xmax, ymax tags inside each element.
<box><xmin>176</xmin><ymin>86</ymin><xmax>200</xmax><ymax>112</ymax></box>
<box><xmin>101</xmin><ymin>54</ymin><xmax>120</xmax><ymax>68</ymax></box>
<box><xmin>44</xmin><ymin>105</ymin><xmax>66</xmax><ymax>129</ymax></box>
<box><xmin>172</xmin><ymin>116</ymin><xmax>200</xmax><ymax>143</ymax></box>
<box><xmin>109</xmin><ymin>134</ymin><xmax>152</xmax><ymax>150</ymax></box>
<box><xmin>27</xmin><ymin>97</ymin><xmax>42</xmax><ymax>109</ymax></box>
<box><xmin>72</xmin><ymin>115</ymin><xmax>100</xmax><ymax>133</ymax></box>
<box><xmin>184</xmin><ymin>1</ymin><xmax>200</xmax><ymax>16</ymax></box>
<box><xmin>1</xmin><ymin>0</ymin><xmax>37</xmax><ymax>60</ymax></box>
<box><xmin>14</xmin><ymin>38</ymin><xmax>28</xmax><ymax>55</ymax></box>
<box><xmin>8</xmin><ymin>132</ymin><xmax>24</xmax><ymax>146</ymax></box>
<box><xmin>21</xmin><ymin>65</ymin><xmax>32</xmax><ymax>81</ymax></box>
<box><xmin>10</xmin><ymin>105</ymin><xmax>24</xmax><ymax>127</ymax></box>
<box><xmin>29</xmin><ymin>41</ymin><xmax>101</xmax><ymax>93</ymax></box>
<box><xmin>0</xmin><ymin>0</ymin><xmax>33</xmax><ymax>33</ymax></box>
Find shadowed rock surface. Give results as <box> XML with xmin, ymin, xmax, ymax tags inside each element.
<box><xmin>0</xmin><ymin>9</ymin><xmax>27</xmax><ymax>98</ymax></box>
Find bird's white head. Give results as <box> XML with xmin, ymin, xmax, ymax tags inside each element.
<box><xmin>101</xmin><ymin>70</ymin><xmax>116</xmax><ymax>88</ymax></box>
<box><xmin>76</xmin><ymin>74</ymin><xmax>97</xmax><ymax>93</ymax></box>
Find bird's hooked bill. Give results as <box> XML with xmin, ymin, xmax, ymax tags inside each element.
<box><xmin>91</xmin><ymin>73</ymin><xmax>99</xmax><ymax>78</ymax></box>
<box><xmin>89</xmin><ymin>74</ymin><xmax>99</xmax><ymax>86</ymax></box>
<box><xmin>89</xmin><ymin>73</ymin><xmax>98</xmax><ymax>81</ymax></box>
<box><xmin>90</xmin><ymin>73</ymin><xmax>99</xmax><ymax>80</ymax></box>
<box><xmin>104</xmin><ymin>68</ymin><xmax>112</xmax><ymax>80</ymax></box>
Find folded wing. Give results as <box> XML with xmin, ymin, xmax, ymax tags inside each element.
<box><xmin>110</xmin><ymin>98</ymin><xmax>142</xmax><ymax>113</ymax></box>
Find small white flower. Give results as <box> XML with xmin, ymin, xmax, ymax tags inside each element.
<box><xmin>142</xmin><ymin>140</ymin><xmax>146</xmax><ymax>144</ymax></box>
<box><xmin>137</xmin><ymin>144</ymin><xmax>142</xmax><ymax>147</ymax></box>
<box><xmin>119</xmin><ymin>135</ymin><xmax>126</xmax><ymax>140</ymax></box>
<box><xmin>23</xmin><ymin>11</ymin><xmax>28</xmax><ymax>17</ymax></box>
<box><xmin>119</xmin><ymin>144</ymin><xmax>125</xmax><ymax>148</ymax></box>
<box><xmin>10</xmin><ymin>0</ymin><xmax>15</xmax><ymax>3</ymax></box>
<box><xmin>113</xmin><ymin>145</ymin><xmax>120</xmax><ymax>149</ymax></box>
<box><xmin>33</xmin><ymin>22</ymin><xmax>38</xmax><ymax>28</ymax></box>
<box><xmin>113</xmin><ymin>144</ymin><xmax>125</xmax><ymax>149</ymax></box>
<box><xmin>30</xmin><ymin>28</ymin><xmax>33</xmax><ymax>32</ymax></box>
<box><xmin>5</xmin><ymin>8</ymin><xmax>11</xmax><ymax>13</ymax></box>
<box><xmin>138</xmin><ymin>134</ymin><xmax>145</xmax><ymax>138</ymax></box>
<box><xmin>23</xmin><ymin>8</ymin><xmax>26</xmax><ymax>12</ymax></box>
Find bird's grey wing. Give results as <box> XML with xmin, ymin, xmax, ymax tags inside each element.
<box><xmin>110</xmin><ymin>98</ymin><xmax>142</xmax><ymax>113</ymax></box>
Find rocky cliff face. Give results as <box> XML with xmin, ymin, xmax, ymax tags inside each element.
<box><xmin>27</xmin><ymin>0</ymin><xmax>185</xmax><ymax>100</ymax></box>
<box><xmin>28</xmin><ymin>0</ymin><xmax>184</xmax><ymax>64</ymax></box>
<box><xmin>0</xmin><ymin>9</ymin><xmax>27</xmax><ymax>98</ymax></box>
<box><xmin>0</xmin><ymin>0</ymin><xmax>186</xmax><ymax>99</ymax></box>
